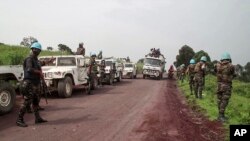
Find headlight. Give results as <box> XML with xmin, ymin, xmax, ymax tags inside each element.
<box><xmin>155</xmin><ymin>71</ymin><xmax>159</xmax><ymax>76</ymax></box>
<box><xmin>47</xmin><ymin>72</ymin><xmax>53</xmax><ymax>78</ymax></box>
<box><xmin>143</xmin><ymin>70</ymin><xmax>147</xmax><ymax>74</ymax></box>
<box><xmin>54</xmin><ymin>71</ymin><xmax>62</xmax><ymax>76</ymax></box>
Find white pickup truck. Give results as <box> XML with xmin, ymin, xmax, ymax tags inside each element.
<box><xmin>104</xmin><ymin>57</ymin><xmax>123</xmax><ymax>83</ymax></box>
<box><xmin>39</xmin><ymin>55</ymin><xmax>95</xmax><ymax>97</ymax></box>
<box><xmin>0</xmin><ymin>65</ymin><xmax>23</xmax><ymax>115</ymax></box>
<box><xmin>122</xmin><ymin>62</ymin><xmax>137</xmax><ymax>79</ymax></box>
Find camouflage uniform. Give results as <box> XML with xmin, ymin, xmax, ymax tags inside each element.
<box><xmin>99</xmin><ymin>60</ymin><xmax>106</xmax><ymax>86</ymax></box>
<box><xmin>179</xmin><ymin>66</ymin><xmax>186</xmax><ymax>83</ymax></box>
<box><xmin>186</xmin><ymin>64</ymin><xmax>196</xmax><ymax>94</ymax></box>
<box><xmin>215</xmin><ymin>60</ymin><xmax>235</xmax><ymax>121</ymax></box>
<box><xmin>17</xmin><ymin>55</ymin><xmax>47</xmax><ymax>127</ymax></box>
<box><xmin>193</xmin><ymin>62</ymin><xmax>206</xmax><ymax>98</ymax></box>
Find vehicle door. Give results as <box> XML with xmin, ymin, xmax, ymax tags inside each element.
<box><xmin>77</xmin><ymin>58</ymin><xmax>88</xmax><ymax>83</ymax></box>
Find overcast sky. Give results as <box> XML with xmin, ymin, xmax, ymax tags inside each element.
<box><xmin>0</xmin><ymin>0</ymin><xmax>249</xmax><ymax>66</ymax></box>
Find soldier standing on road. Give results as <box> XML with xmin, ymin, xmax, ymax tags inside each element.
<box><xmin>186</xmin><ymin>59</ymin><xmax>196</xmax><ymax>95</ymax></box>
<box><xmin>99</xmin><ymin>60</ymin><xmax>106</xmax><ymax>87</ymax></box>
<box><xmin>214</xmin><ymin>53</ymin><xmax>235</xmax><ymax>122</ymax></box>
<box><xmin>17</xmin><ymin>42</ymin><xmax>50</xmax><ymax>127</ymax></box>
<box><xmin>193</xmin><ymin>56</ymin><xmax>207</xmax><ymax>99</ymax></box>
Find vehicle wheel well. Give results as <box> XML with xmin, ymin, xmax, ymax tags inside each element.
<box><xmin>65</xmin><ymin>74</ymin><xmax>75</xmax><ymax>85</ymax></box>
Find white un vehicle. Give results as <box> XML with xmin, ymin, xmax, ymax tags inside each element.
<box><xmin>39</xmin><ymin>55</ymin><xmax>94</xmax><ymax>98</ymax></box>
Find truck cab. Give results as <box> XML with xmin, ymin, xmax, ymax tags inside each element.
<box><xmin>142</xmin><ymin>55</ymin><xmax>166</xmax><ymax>80</ymax></box>
<box><xmin>122</xmin><ymin>62</ymin><xmax>137</xmax><ymax>79</ymax></box>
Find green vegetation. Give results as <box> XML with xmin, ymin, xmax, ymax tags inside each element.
<box><xmin>178</xmin><ymin>74</ymin><xmax>250</xmax><ymax>140</ymax></box>
<box><xmin>0</xmin><ymin>44</ymin><xmax>69</xmax><ymax>65</ymax></box>
<box><xmin>136</xmin><ymin>62</ymin><xmax>144</xmax><ymax>74</ymax></box>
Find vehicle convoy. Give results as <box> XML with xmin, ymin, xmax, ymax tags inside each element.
<box><xmin>122</xmin><ymin>62</ymin><xmax>137</xmax><ymax>79</ymax></box>
<box><xmin>0</xmin><ymin>65</ymin><xmax>23</xmax><ymax>115</ymax></box>
<box><xmin>96</xmin><ymin>57</ymin><xmax>123</xmax><ymax>85</ymax></box>
<box><xmin>39</xmin><ymin>55</ymin><xmax>95</xmax><ymax>97</ymax></box>
<box><xmin>142</xmin><ymin>48</ymin><xmax>166</xmax><ymax>80</ymax></box>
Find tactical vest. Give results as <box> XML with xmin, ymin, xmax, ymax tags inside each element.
<box><xmin>194</xmin><ymin>62</ymin><xmax>205</xmax><ymax>76</ymax></box>
<box><xmin>188</xmin><ymin>64</ymin><xmax>195</xmax><ymax>75</ymax></box>
<box><xmin>23</xmin><ymin>56</ymin><xmax>42</xmax><ymax>84</ymax></box>
<box><xmin>91</xmin><ymin>59</ymin><xmax>98</xmax><ymax>72</ymax></box>
<box><xmin>216</xmin><ymin>62</ymin><xmax>234</xmax><ymax>83</ymax></box>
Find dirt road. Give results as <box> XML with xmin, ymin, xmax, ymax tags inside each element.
<box><xmin>0</xmin><ymin>76</ymin><xmax>224</xmax><ymax>141</ymax></box>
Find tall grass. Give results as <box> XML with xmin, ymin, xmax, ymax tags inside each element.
<box><xmin>0</xmin><ymin>44</ymin><xmax>66</xmax><ymax>65</ymax></box>
<box><xmin>178</xmin><ymin>74</ymin><xmax>250</xmax><ymax>140</ymax></box>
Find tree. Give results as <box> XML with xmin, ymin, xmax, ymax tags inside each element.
<box><xmin>244</xmin><ymin>62</ymin><xmax>250</xmax><ymax>74</ymax></box>
<box><xmin>137</xmin><ymin>58</ymin><xmax>144</xmax><ymax>64</ymax></box>
<box><xmin>174</xmin><ymin>45</ymin><xmax>195</xmax><ymax>67</ymax></box>
<box><xmin>58</xmin><ymin>44</ymin><xmax>73</xmax><ymax>54</ymax></box>
<box><xmin>193</xmin><ymin>50</ymin><xmax>211</xmax><ymax>63</ymax></box>
<box><xmin>47</xmin><ymin>47</ymin><xmax>53</xmax><ymax>51</ymax></box>
<box><xmin>20</xmin><ymin>36</ymin><xmax>38</xmax><ymax>47</ymax></box>
<box><xmin>235</xmin><ymin>64</ymin><xmax>243</xmax><ymax>77</ymax></box>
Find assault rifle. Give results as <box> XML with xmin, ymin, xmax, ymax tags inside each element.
<box><xmin>41</xmin><ymin>79</ymin><xmax>52</xmax><ymax>104</ymax></box>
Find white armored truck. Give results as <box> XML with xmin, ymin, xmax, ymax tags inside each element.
<box><xmin>0</xmin><ymin>65</ymin><xmax>23</xmax><ymax>115</ymax></box>
<box><xmin>39</xmin><ymin>55</ymin><xmax>94</xmax><ymax>97</ymax></box>
<box><xmin>122</xmin><ymin>62</ymin><xmax>137</xmax><ymax>79</ymax></box>
<box><xmin>142</xmin><ymin>54</ymin><xmax>166</xmax><ymax>80</ymax></box>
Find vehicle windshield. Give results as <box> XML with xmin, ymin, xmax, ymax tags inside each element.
<box><xmin>144</xmin><ymin>58</ymin><xmax>161</xmax><ymax>66</ymax></box>
<box><xmin>39</xmin><ymin>57</ymin><xmax>56</xmax><ymax>66</ymax></box>
<box><xmin>124</xmin><ymin>64</ymin><xmax>133</xmax><ymax>68</ymax></box>
<box><xmin>105</xmin><ymin>61</ymin><xmax>112</xmax><ymax>66</ymax></box>
<box><xmin>57</xmin><ymin>57</ymin><xmax>76</xmax><ymax>66</ymax></box>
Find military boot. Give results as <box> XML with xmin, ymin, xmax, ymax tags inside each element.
<box><xmin>194</xmin><ymin>92</ymin><xmax>198</xmax><ymax>98</ymax></box>
<box><xmin>198</xmin><ymin>93</ymin><xmax>202</xmax><ymax>99</ymax></box>
<box><xmin>217</xmin><ymin>113</ymin><xmax>228</xmax><ymax>122</ymax></box>
<box><xmin>16</xmin><ymin>110</ymin><xmax>28</xmax><ymax>127</ymax></box>
<box><xmin>35</xmin><ymin>112</ymin><xmax>48</xmax><ymax>124</ymax></box>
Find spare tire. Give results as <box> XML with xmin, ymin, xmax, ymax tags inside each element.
<box><xmin>0</xmin><ymin>82</ymin><xmax>16</xmax><ymax>115</ymax></box>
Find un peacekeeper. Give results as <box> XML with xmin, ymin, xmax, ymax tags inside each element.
<box><xmin>17</xmin><ymin>42</ymin><xmax>52</xmax><ymax>127</ymax></box>
<box><xmin>179</xmin><ymin>64</ymin><xmax>185</xmax><ymax>83</ymax></box>
<box><xmin>193</xmin><ymin>56</ymin><xmax>207</xmax><ymax>99</ymax></box>
<box><xmin>99</xmin><ymin>60</ymin><xmax>106</xmax><ymax>87</ymax></box>
<box><xmin>76</xmin><ymin>42</ymin><xmax>85</xmax><ymax>56</ymax></box>
<box><xmin>186</xmin><ymin>59</ymin><xmax>196</xmax><ymax>95</ymax></box>
<box><xmin>214</xmin><ymin>52</ymin><xmax>235</xmax><ymax>122</ymax></box>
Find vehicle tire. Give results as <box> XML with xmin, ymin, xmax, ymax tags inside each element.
<box><xmin>58</xmin><ymin>76</ymin><xmax>73</xmax><ymax>98</ymax></box>
<box><xmin>86</xmin><ymin>81</ymin><xmax>91</xmax><ymax>95</ymax></box>
<box><xmin>0</xmin><ymin>82</ymin><xmax>16</xmax><ymax>115</ymax></box>
<box><xmin>134</xmin><ymin>75</ymin><xmax>137</xmax><ymax>79</ymax></box>
<box><xmin>91</xmin><ymin>77</ymin><xmax>98</xmax><ymax>90</ymax></box>
<box><xmin>107</xmin><ymin>75</ymin><xmax>113</xmax><ymax>85</ymax></box>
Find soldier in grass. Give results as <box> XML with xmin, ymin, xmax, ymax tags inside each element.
<box><xmin>193</xmin><ymin>56</ymin><xmax>207</xmax><ymax>99</ymax></box>
<box><xmin>214</xmin><ymin>52</ymin><xmax>235</xmax><ymax>122</ymax></box>
<box><xmin>186</xmin><ymin>59</ymin><xmax>196</xmax><ymax>95</ymax></box>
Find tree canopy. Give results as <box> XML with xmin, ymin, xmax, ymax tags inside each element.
<box><xmin>58</xmin><ymin>44</ymin><xmax>73</xmax><ymax>54</ymax></box>
<box><xmin>174</xmin><ymin>45</ymin><xmax>195</xmax><ymax>67</ymax></box>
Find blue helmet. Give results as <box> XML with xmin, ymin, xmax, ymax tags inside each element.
<box><xmin>200</xmin><ymin>56</ymin><xmax>207</xmax><ymax>62</ymax></box>
<box><xmin>30</xmin><ymin>42</ymin><xmax>42</xmax><ymax>50</ymax></box>
<box><xmin>91</xmin><ymin>53</ymin><xmax>96</xmax><ymax>57</ymax></box>
<box><xmin>189</xmin><ymin>59</ymin><xmax>195</xmax><ymax>64</ymax></box>
<box><xmin>220</xmin><ymin>52</ymin><xmax>231</xmax><ymax>61</ymax></box>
